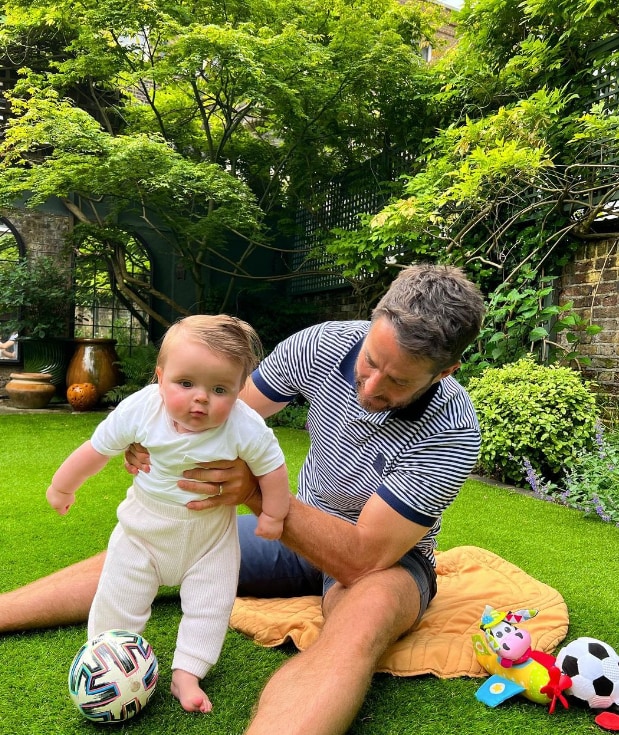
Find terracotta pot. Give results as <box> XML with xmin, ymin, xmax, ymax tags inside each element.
<box><xmin>66</xmin><ymin>339</ymin><xmax>123</xmax><ymax>402</ymax></box>
<box><xmin>67</xmin><ymin>382</ymin><xmax>99</xmax><ymax>412</ymax></box>
<box><xmin>6</xmin><ymin>372</ymin><xmax>56</xmax><ymax>409</ymax></box>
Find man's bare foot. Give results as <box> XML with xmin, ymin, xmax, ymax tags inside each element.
<box><xmin>170</xmin><ymin>669</ymin><xmax>212</xmax><ymax>713</ymax></box>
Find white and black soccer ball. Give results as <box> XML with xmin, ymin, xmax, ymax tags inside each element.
<box><xmin>556</xmin><ymin>637</ymin><xmax>619</xmax><ymax>710</ymax></box>
<box><xmin>68</xmin><ymin>629</ymin><xmax>159</xmax><ymax>723</ymax></box>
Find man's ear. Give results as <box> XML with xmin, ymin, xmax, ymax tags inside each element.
<box><xmin>434</xmin><ymin>362</ymin><xmax>461</xmax><ymax>382</ymax></box>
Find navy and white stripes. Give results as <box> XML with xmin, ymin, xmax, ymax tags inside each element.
<box><xmin>252</xmin><ymin>321</ymin><xmax>480</xmax><ymax>566</ymax></box>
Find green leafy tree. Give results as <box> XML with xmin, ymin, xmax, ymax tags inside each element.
<box><xmin>322</xmin><ymin>0</ymin><xmax>619</xmax><ymax>361</ymax></box>
<box><xmin>0</xmin><ymin>0</ymin><xmax>442</xmax><ymax>324</ymax></box>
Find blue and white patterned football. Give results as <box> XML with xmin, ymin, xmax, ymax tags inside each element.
<box><xmin>68</xmin><ymin>629</ymin><xmax>158</xmax><ymax>723</ymax></box>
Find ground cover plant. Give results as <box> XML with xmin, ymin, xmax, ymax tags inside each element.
<box><xmin>1</xmin><ymin>412</ymin><xmax>618</xmax><ymax>734</ymax></box>
<box><xmin>522</xmin><ymin>422</ymin><xmax>619</xmax><ymax>526</ymax></box>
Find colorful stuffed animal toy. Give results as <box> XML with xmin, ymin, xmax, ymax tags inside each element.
<box><xmin>473</xmin><ymin>605</ymin><xmax>619</xmax><ymax>731</ymax></box>
<box><xmin>472</xmin><ymin>604</ymin><xmax>571</xmax><ymax>711</ymax></box>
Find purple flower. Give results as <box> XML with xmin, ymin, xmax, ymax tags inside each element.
<box><xmin>592</xmin><ymin>494</ymin><xmax>612</xmax><ymax>523</ymax></box>
<box><xmin>522</xmin><ymin>458</ymin><xmax>539</xmax><ymax>494</ymax></box>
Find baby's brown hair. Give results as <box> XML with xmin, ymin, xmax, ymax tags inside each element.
<box><xmin>157</xmin><ymin>314</ymin><xmax>263</xmax><ymax>384</ymax></box>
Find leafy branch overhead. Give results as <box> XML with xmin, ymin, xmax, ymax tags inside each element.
<box><xmin>321</xmin><ymin>0</ymin><xmax>619</xmax><ymax>372</ymax></box>
<box><xmin>0</xmin><ymin>0</ymin><xmax>442</xmax><ymax>320</ymax></box>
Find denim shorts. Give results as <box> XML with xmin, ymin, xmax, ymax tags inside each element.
<box><xmin>237</xmin><ymin>514</ymin><xmax>437</xmax><ymax>624</ymax></box>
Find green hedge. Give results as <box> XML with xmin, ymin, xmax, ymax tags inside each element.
<box><xmin>468</xmin><ymin>356</ymin><xmax>599</xmax><ymax>485</ymax></box>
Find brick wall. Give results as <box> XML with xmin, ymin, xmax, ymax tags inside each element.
<box><xmin>558</xmin><ymin>238</ymin><xmax>619</xmax><ymax>394</ymax></box>
<box><xmin>0</xmin><ymin>208</ymin><xmax>72</xmax><ymax>259</ymax></box>
<box><xmin>0</xmin><ymin>208</ymin><xmax>72</xmax><ymax>390</ymax></box>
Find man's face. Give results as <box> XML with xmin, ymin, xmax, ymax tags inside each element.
<box><xmin>354</xmin><ymin>318</ymin><xmax>458</xmax><ymax>413</ymax></box>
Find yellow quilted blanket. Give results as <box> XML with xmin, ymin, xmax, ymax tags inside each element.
<box><xmin>230</xmin><ymin>545</ymin><xmax>568</xmax><ymax>678</ymax></box>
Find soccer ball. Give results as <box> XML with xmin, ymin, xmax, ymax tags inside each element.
<box><xmin>556</xmin><ymin>637</ymin><xmax>619</xmax><ymax>709</ymax></box>
<box><xmin>68</xmin><ymin>629</ymin><xmax>159</xmax><ymax>723</ymax></box>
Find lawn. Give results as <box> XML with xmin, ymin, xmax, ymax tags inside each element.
<box><xmin>1</xmin><ymin>411</ymin><xmax>618</xmax><ymax>734</ymax></box>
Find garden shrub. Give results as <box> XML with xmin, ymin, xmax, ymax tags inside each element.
<box><xmin>104</xmin><ymin>344</ymin><xmax>158</xmax><ymax>405</ymax></box>
<box><xmin>265</xmin><ymin>398</ymin><xmax>308</xmax><ymax>430</ymax></box>
<box><xmin>467</xmin><ymin>356</ymin><xmax>599</xmax><ymax>485</ymax></box>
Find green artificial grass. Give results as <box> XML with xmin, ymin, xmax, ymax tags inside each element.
<box><xmin>1</xmin><ymin>412</ymin><xmax>618</xmax><ymax>734</ymax></box>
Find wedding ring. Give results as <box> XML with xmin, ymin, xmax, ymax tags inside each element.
<box><xmin>206</xmin><ymin>484</ymin><xmax>224</xmax><ymax>499</ymax></box>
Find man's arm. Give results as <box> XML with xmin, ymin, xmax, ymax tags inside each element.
<box><xmin>243</xmin><ymin>366</ymin><xmax>430</xmax><ymax>581</ymax></box>
<box><xmin>244</xmin><ymin>488</ymin><xmax>430</xmax><ymax>587</ymax></box>
<box><xmin>187</xmin><ymin>376</ymin><xmax>430</xmax><ymax>583</ymax></box>
<box><xmin>239</xmin><ymin>375</ymin><xmax>290</xmax><ymax>418</ymax></box>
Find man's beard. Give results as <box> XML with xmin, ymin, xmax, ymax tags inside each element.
<box><xmin>354</xmin><ymin>374</ymin><xmax>435</xmax><ymax>413</ymax></box>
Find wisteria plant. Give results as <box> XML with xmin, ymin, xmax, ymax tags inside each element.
<box><xmin>522</xmin><ymin>422</ymin><xmax>619</xmax><ymax>525</ymax></box>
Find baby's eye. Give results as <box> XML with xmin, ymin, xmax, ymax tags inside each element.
<box><xmin>179</xmin><ymin>380</ymin><xmax>193</xmax><ymax>388</ymax></box>
<box><xmin>213</xmin><ymin>386</ymin><xmax>226</xmax><ymax>395</ymax></box>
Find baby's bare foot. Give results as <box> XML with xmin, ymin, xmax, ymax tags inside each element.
<box><xmin>170</xmin><ymin>669</ymin><xmax>212</xmax><ymax>713</ymax></box>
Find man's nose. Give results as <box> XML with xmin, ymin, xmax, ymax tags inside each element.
<box><xmin>364</xmin><ymin>371</ymin><xmax>384</xmax><ymax>395</ymax></box>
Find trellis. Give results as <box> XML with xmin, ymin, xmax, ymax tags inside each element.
<box><xmin>288</xmin><ymin>151</ymin><xmax>413</xmax><ymax>295</ymax></box>
<box><xmin>590</xmin><ymin>35</ymin><xmax>619</xmax><ymax>116</ymax></box>
<box><xmin>289</xmin><ymin>35</ymin><xmax>619</xmax><ymax>296</ymax></box>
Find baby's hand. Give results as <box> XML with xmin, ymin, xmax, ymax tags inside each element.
<box><xmin>46</xmin><ymin>486</ymin><xmax>75</xmax><ymax>516</ymax></box>
<box><xmin>254</xmin><ymin>512</ymin><xmax>284</xmax><ymax>540</ymax></box>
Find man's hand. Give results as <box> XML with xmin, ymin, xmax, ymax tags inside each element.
<box><xmin>123</xmin><ymin>443</ymin><xmax>260</xmax><ymax>511</ymax></box>
<box><xmin>180</xmin><ymin>458</ymin><xmax>260</xmax><ymax>511</ymax></box>
<box><xmin>124</xmin><ymin>442</ymin><xmax>151</xmax><ymax>475</ymax></box>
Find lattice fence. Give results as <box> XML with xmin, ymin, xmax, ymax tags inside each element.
<box><xmin>0</xmin><ymin>68</ymin><xmax>17</xmax><ymax>133</ymax></box>
<box><xmin>288</xmin><ymin>151</ymin><xmax>413</xmax><ymax>295</ymax></box>
<box><xmin>590</xmin><ymin>36</ymin><xmax>619</xmax><ymax>115</ymax></box>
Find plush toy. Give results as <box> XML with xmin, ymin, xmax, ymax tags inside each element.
<box><xmin>555</xmin><ymin>636</ymin><xmax>619</xmax><ymax>733</ymax></box>
<box><xmin>472</xmin><ymin>605</ymin><xmax>571</xmax><ymax>711</ymax></box>
<box><xmin>473</xmin><ymin>605</ymin><xmax>619</xmax><ymax>732</ymax></box>
<box><xmin>556</xmin><ymin>637</ymin><xmax>619</xmax><ymax>709</ymax></box>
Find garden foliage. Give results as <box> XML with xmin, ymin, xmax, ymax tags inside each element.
<box><xmin>0</xmin><ymin>256</ymin><xmax>72</xmax><ymax>338</ymax></box>
<box><xmin>468</xmin><ymin>356</ymin><xmax>599</xmax><ymax>485</ymax></box>
<box><xmin>459</xmin><ymin>269</ymin><xmax>602</xmax><ymax>383</ymax></box>
<box><xmin>104</xmin><ymin>344</ymin><xmax>159</xmax><ymax>405</ymax></box>
<box><xmin>0</xmin><ymin>0</ymin><xmax>443</xmax><ymax>321</ymax></box>
<box><xmin>523</xmin><ymin>423</ymin><xmax>619</xmax><ymax>526</ymax></box>
<box><xmin>323</xmin><ymin>0</ymin><xmax>619</xmax><ymax>334</ymax></box>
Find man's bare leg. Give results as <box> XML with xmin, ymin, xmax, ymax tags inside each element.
<box><xmin>244</xmin><ymin>566</ymin><xmax>421</xmax><ymax>735</ymax></box>
<box><xmin>0</xmin><ymin>552</ymin><xmax>106</xmax><ymax>632</ymax></box>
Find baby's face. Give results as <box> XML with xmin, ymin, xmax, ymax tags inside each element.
<box><xmin>156</xmin><ymin>341</ymin><xmax>243</xmax><ymax>434</ymax></box>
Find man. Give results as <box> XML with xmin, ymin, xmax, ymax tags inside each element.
<box><xmin>0</xmin><ymin>264</ymin><xmax>485</xmax><ymax>735</ymax></box>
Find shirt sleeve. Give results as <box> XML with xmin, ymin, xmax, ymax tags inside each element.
<box><xmin>252</xmin><ymin>321</ymin><xmax>366</xmax><ymax>403</ymax></box>
<box><xmin>234</xmin><ymin>401</ymin><xmax>286</xmax><ymax>476</ymax></box>
<box><xmin>90</xmin><ymin>388</ymin><xmax>150</xmax><ymax>456</ymax></box>
<box><xmin>376</xmin><ymin>425</ymin><xmax>481</xmax><ymax>526</ymax></box>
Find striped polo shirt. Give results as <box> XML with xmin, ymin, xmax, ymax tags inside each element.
<box><xmin>252</xmin><ymin>320</ymin><xmax>481</xmax><ymax>564</ymax></box>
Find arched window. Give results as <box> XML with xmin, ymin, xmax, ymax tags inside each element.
<box><xmin>73</xmin><ymin>234</ymin><xmax>152</xmax><ymax>349</ymax></box>
<box><xmin>0</xmin><ymin>217</ymin><xmax>24</xmax><ymax>363</ymax></box>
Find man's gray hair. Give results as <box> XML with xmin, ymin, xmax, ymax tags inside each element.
<box><xmin>372</xmin><ymin>263</ymin><xmax>485</xmax><ymax>371</ymax></box>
